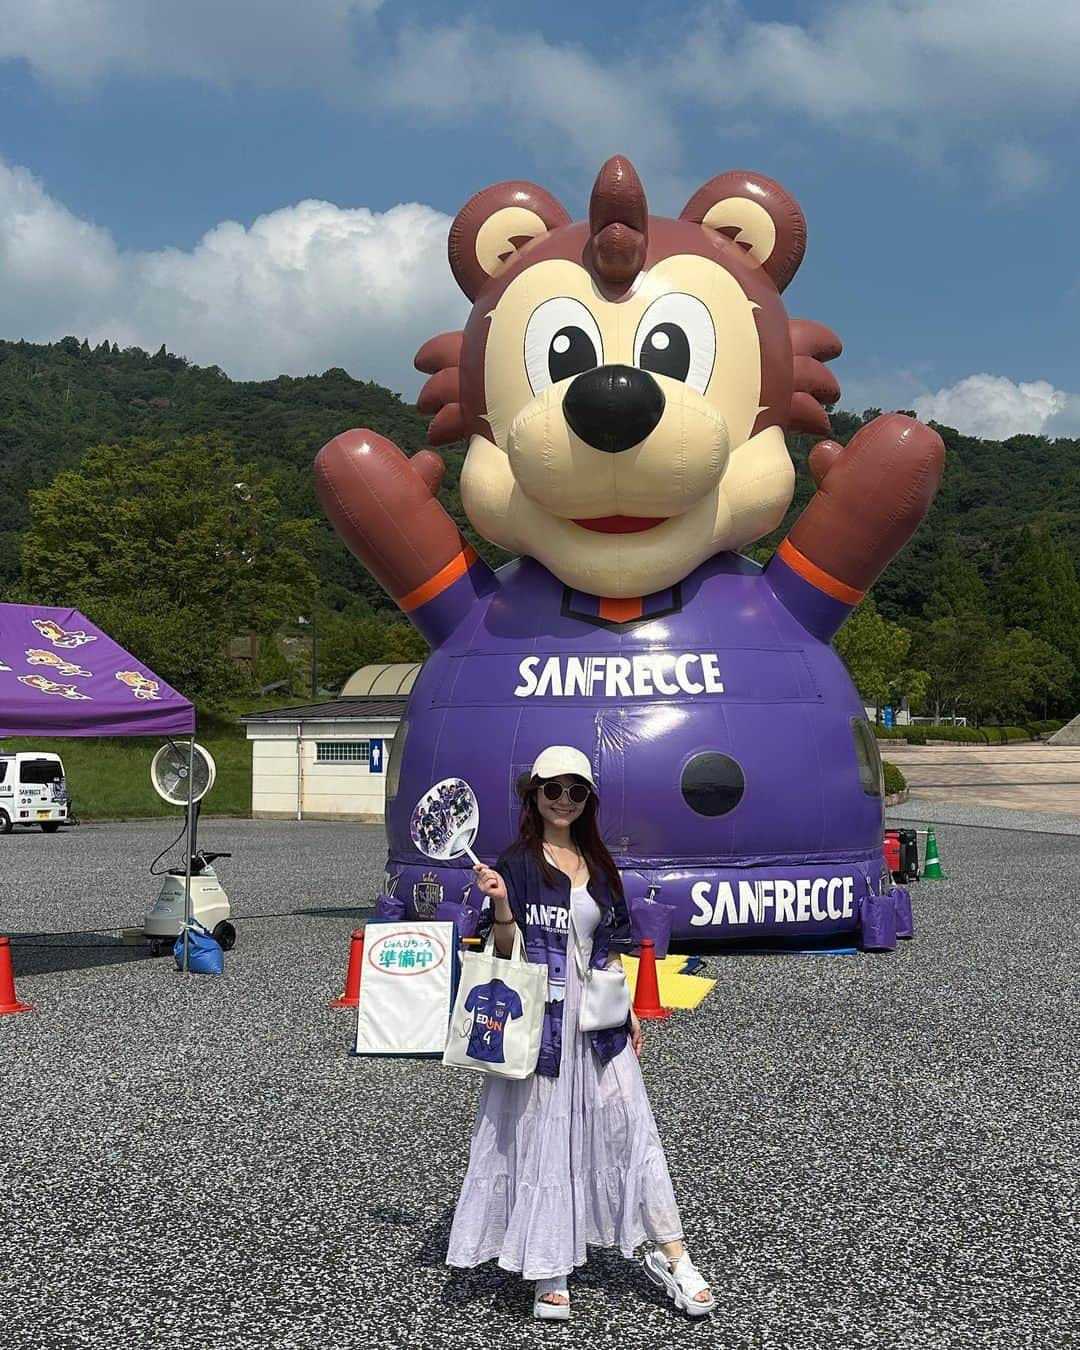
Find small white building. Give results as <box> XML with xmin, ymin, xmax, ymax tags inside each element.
<box><xmin>241</xmin><ymin>664</ymin><xmax>420</xmax><ymax>821</ymax></box>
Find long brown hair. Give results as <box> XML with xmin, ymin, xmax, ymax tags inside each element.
<box><xmin>516</xmin><ymin>776</ymin><xmax>624</xmax><ymax>900</ymax></box>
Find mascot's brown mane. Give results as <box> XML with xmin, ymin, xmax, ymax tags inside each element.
<box><xmin>415</xmin><ymin>330</ymin><xmax>466</xmax><ymax>446</ymax></box>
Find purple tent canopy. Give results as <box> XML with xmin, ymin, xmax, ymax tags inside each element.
<box><xmin>0</xmin><ymin>603</ymin><xmax>195</xmax><ymax>739</ymax></box>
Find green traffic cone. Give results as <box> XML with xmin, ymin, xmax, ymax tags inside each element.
<box><xmin>923</xmin><ymin>826</ymin><xmax>946</xmax><ymax>880</ymax></box>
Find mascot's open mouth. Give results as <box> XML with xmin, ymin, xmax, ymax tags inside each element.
<box><xmin>573</xmin><ymin>515</ymin><xmax>669</xmax><ymax>534</ymax></box>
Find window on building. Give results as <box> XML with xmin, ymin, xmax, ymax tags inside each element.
<box><xmin>315</xmin><ymin>741</ymin><xmax>370</xmax><ymax>764</ymax></box>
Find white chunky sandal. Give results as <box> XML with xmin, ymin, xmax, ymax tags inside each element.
<box><xmin>533</xmin><ymin>1276</ymin><xmax>571</xmax><ymax>1321</ymax></box>
<box><xmin>643</xmin><ymin>1247</ymin><xmax>716</xmax><ymax>1317</ymax></box>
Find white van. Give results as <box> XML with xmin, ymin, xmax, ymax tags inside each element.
<box><xmin>0</xmin><ymin>751</ymin><xmax>69</xmax><ymax>833</ymax></box>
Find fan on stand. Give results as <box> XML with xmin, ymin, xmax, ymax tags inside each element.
<box><xmin>143</xmin><ymin>741</ymin><xmax>236</xmax><ymax>956</ymax></box>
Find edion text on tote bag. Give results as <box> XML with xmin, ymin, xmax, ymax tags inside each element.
<box><xmin>442</xmin><ymin>925</ymin><xmax>547</xmax><ymax>1080</ymax></box>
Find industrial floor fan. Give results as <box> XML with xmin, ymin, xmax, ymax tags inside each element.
<box><xmin>143</xmin><ymin>741</ymin><xmax>236</xmax><ymax>955</ymax></box>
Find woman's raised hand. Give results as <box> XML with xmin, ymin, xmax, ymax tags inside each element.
<box><xmin>473</xmin><ymin>862</ymin><xmax>508</xmax><ymax>903</ymax></box>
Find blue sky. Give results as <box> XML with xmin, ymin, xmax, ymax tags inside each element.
<box><xmin>1</xmin><ymin>0</ymin><xmax>1078</xmax><ymax>438</ymax></box>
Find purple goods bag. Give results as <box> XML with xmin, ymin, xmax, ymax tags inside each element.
<box><xmin>891</xmin><ymin>885</ymin><xmax>914</xmax><ymax>940</ymax></box>
<box><xmin>435</xmin><ymin>900</ymin><xmax>481</xmax><ymax>939</ymax></box>
<box><xmin>373</xmin><ymin>892</ymin><xmax>406</xmax><ymax>921</ymax></box>
<box><xmin>859</xmin><ymin>889</ymin><xmax>897</xmax><ymax>952</ymax></box>
<box><xmin>629</xmin><ymin>891</ymin><xmax>677</xmax><ymax>959</ymax></box>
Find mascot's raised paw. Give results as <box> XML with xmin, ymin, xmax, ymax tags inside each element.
<box><xmin>785</xmin><ymin>413</ymin><xmax>945</xmax><ymax>598</ymax></box>
<box><xmin>315</xmin><ymin>428</ymin><xmax>468</xmax><ymax>611</ymax></box>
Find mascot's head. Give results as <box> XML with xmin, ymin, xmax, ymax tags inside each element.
<box><xmin>415</xmin><ymin>156</ymin><xmax>841</xmax><ymax>598</ymax></box>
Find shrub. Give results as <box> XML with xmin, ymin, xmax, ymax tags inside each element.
<box><xmin>983</xmin><ymin>726</ymin><xmax>1032</xmax><ymax>743</ymax></box>
<box><xmin>883</xmin><ymin>761</ymin><xmax>906</xmax><ymax>795</ymax></box>
<box><xmin>874</xmin><ymin>723</ymin><xmax>1038</xmax><ymax>744</ymax></box>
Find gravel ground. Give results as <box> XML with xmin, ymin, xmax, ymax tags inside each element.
<box><xmin>888</xmin><ymin>798</ymin><xmax>1080</xmax><ymax>837</ymax></box>
<box><xmin>0</xmin><ymin>815</ymin><xmax>1076</xmax><ymax>1350</ymax></box>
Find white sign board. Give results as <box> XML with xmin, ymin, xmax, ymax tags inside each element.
<box><xmin>354</xmin><ymin>921</ymin><xmax>455</xmax><ymax>1057</ymax></box>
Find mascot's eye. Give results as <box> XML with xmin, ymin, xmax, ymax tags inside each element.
<box><xmin>524</xmin><ymin>297</ymin><xmax>603</xmax><ymax>395</ymax></box>
<box><xmin>633</xmin><ymin>293</ymin><xmax>716</xmax><ymax>394</ymax></box>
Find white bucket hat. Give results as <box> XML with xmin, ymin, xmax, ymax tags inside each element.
<box><xmin>530</xmin><ymin>745</ymin><xmax>597</xmax><ymax>789</ymax></box>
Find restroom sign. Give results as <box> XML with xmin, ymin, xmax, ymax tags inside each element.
<box><xmin>369</xmin><ymin>738</ymin><xmax>384</xmax><ymax>773</ymax></box>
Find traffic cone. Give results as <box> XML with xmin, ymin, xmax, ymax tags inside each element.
<box><xmin>632</xmin><ymin>938</ymin><xmax>671</xmax><ymax>1021</ymax></box>
<box><xmin>923</xmin><ymin>827</ymin><xmax>946</xmax><ymax>880</ymax></box>
<box><xmin>330</xmin><ymin>929</ymin><xmax>365</xmax><ymax>1008</ymax></box>
<box><xmin>0</xmin><ymin>936</ymin><xmax>33</xmax><ymax>1015</ymax></box>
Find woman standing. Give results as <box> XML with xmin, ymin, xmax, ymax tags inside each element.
<box><xmin>445</xmin><ymin>745</ymin><xmax>715</xmax><ymax>1320</ymax></box>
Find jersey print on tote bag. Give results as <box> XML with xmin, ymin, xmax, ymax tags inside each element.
<box><xmin>464</xmin><ymin>978</ymin><xmax>524</xmax><ymax>1064</ymax></box>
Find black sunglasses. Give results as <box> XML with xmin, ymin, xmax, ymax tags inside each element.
<box><xmin>540</xmin><ymin>780</ymin><xmax>591</xmax><ymax>804</ymax></box>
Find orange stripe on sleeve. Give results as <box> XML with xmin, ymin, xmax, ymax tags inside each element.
<box><xmin>399</xmin><ymin>545</ymin><xmax>478</xmax><ymax>612</ymax></box>
<box><xmin>777</xmin><ymin>538</ymin><xmax>864</xmax><ymax>606</ymax></box>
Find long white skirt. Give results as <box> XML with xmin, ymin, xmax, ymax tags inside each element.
<box><xmin>444</xmin><ymin>940</ymin><xmax>684</xmax><ymax>1281</ymax></box>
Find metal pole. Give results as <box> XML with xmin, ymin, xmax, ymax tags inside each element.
<box><xmin>296</xmin><ymin>722</ymin><xmax>303</xmax><ymax>821</ymax></box>
<box><xmin>182</xmin><ymin>735</ymin><xmax>196</xmax><ymax>974</ymax></box>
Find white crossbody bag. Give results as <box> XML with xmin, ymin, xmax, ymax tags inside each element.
<box><xmin>570</xmin><ymin>907</ymin><xmax>631</xmax><ymax>1032</ymax></box>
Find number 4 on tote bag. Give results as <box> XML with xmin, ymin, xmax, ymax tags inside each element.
<box><xmin>443</xmin><ymin>925</ymin><xmax>547</xmax><ymax>1080</ymax></box>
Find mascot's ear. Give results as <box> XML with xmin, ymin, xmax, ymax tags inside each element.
<box><xmin>680</xmin><ymin>172</ymin><xmax>806</xmax><ymax>293</ymax></box>
<box><xmin>448</xmin><ymin>181</ymin><xmax>571</xmax><ymax>301</ymax></box>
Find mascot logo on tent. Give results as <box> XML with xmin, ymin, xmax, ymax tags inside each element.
<box><xmin>32</xmin><ymin>619</ymin><xmax>98</xmax><ymax>650</ymax></box>
<box><xmin>25</xmin><ymin>649</ymin><xmax>92</xmax><ymax>678</ymax></box>
<box><xmin>115</xmin><ymin>670</ymin><xmax>160</xmax><ymax>700</ymax></box>
<box><xmin>18</xmin><ymin>674</ymin><xmax>90</xmax><ymax>701</ymax></box>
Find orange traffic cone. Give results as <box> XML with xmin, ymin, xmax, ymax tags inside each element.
<box><xmin>632</xmin><ymin>937</ymin><xmax>671</xmax><ymax>1021</ymax></box>
<box><xmin>330</xmin><ymin>929</ymin><xmax>365</xmax><ymax>1008</ymax></box>
<box><xmin>0</xmin><ymin>936</ymin><xmax>33</xmax><ymax>1015</ymax></box>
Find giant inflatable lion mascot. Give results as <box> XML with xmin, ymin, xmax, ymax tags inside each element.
<box><xmin>315</xmin><ymin>157</ymin><xmax>944</xmax><ymax>941</ymax></box>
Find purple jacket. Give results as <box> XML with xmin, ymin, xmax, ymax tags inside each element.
<box><xmin>493</xmin><ymin>843</ymin><xmax>634</xmax><ymax>1077</ymax></box>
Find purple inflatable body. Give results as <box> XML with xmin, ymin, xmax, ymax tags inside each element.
<box><xmin>385</xmin><ymin>548</ymin><xmax>889</xmax><ymax>941</ymax></box>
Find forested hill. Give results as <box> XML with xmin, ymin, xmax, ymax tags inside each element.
<box><xmin>0</xmin><ymin>335</ymin><xmax>466</xmax><ymax>613</ymax></box>
<box><xmin>1</xmin><ymin>335</ymin><xmax>1078</xmax><ymax>623</ymax></box>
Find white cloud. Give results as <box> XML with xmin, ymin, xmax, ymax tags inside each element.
<box><xmin>913</xmin><ymin>374</ymin><xmax>1080</xmax><ymax>440</ymax></box>
<box><xmin>3</xmin><ymin>3</ymin><xmax>1079</xmax><ymax>189</ymax></box>
<box><xmin>990</xmin><ymin>142</ymin><xmax>1053</xmax><ymax>198</ymax></box>
<box><xmin>0</xmin><ymin>0</ymin><xmax>381</xmax><ymax>87</ymax></box>
<box><xmin>678</xmin><ymin>1</ymin><xmax>1080</xmax><ymax>125</ymax></box>
<box><xmin>0</xmin><ymin>160</ymin><xmax>465</xmax><ymax>393</ymax></box>
<box><xmin>382</xmin><ymin>21</ymin><xmax>684</xmax><ymax>198</ymax></box>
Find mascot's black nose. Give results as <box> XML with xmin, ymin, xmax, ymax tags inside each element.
<box><xmin>563</xmin><ymin>365</ymin><xmax>666</xmax><ymax>454</ymax></box>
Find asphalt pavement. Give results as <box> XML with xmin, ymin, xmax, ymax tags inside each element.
<box><xmin>0</xmin><ymin>815</ymin><xmax>1075</xmax><ymax>1350</ymax></box>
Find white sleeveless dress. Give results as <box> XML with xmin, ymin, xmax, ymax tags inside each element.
<box><xmin>445</xmin><ymin>878</ymin><xmax>684</xmax><ymax>1280</ymax></box>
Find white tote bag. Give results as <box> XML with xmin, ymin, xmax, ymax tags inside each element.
<box><xmin>442</xmin><ymin>925</ymin><xmax>547</xmax><ymax>1080</ymax></box>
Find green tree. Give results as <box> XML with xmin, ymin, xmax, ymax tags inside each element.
<box><xmin>313</xmin><ymin>614</ymin><xmax>386</xmax><ymax>690</ymax></box>
<box><xmin>834</xmin><ymin>597</ymin><xmax>928</xmax><ymax>713</ymax></box>
<box><xmin>997</xmin><ymin>527</ymin><xmax>1053</xmax><ymax>633</ymax></box>
<box><xmin>996</xmin><ymin>528</ymin><xmax>1080</xmax><ymax>707</ymax></box>
<box><xmin>1006</xmin><ymin>628</ymin><xmax>1073</xmax><ymax>721</ymax></box>
<box><xmin>380</xmin><ymin>621</ymin><xmax>429</xmax><ymax>663</ymax></box>
<box><xmin>252</xmin><ymin>632</ymin><xmax>297</xmax><ymax>693</ymax></box>
<box><xmin>315</xmin><ymin>613</ymin><xmax>429</xmax><ymax>689</ymax></box>
<box><xmin>20</xmin><ymin>435</ymin><xmax>316</xmax><ymax>701</ymax></box>
<box><xmin>911</xmin><ymin>613</ymin><xmax>991</xmax><ymax>722</ymax></box>
<box><xmin>922</xmin><ymin>535</ymin><xmax>989</xmax><ymax>620</ymax></box>
<box><xmin>912</xmin><ymin>615</ymin><xmax>1072</xmax><ymax>724</ymax></box>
